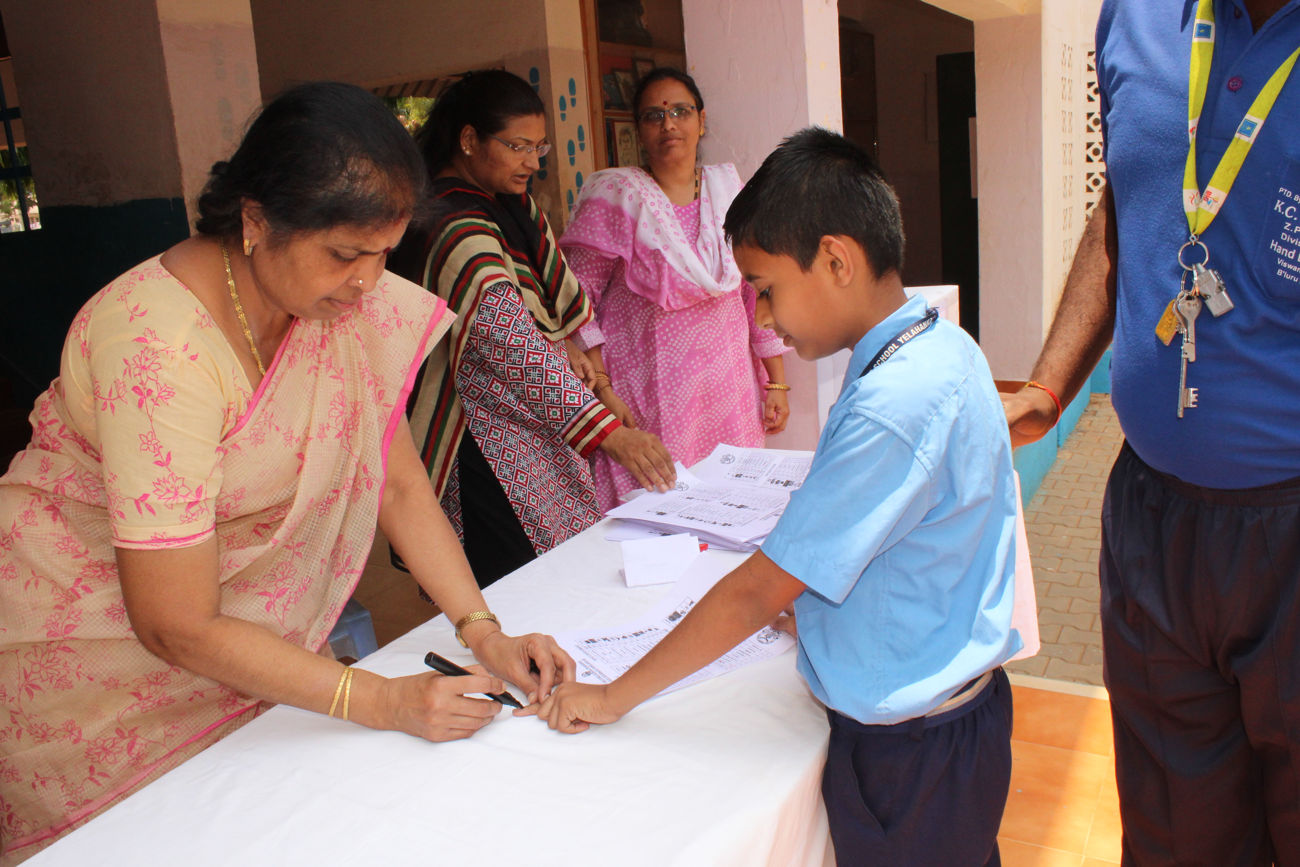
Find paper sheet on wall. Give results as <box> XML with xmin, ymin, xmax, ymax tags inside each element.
<box><xmin>555</xmin><ymin>556</ymin><xmax>794</xmax><ymax>696</ymax></box>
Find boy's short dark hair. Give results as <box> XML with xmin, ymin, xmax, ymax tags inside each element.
<box><xmin>725</xmin><ymin>127</ymin><xmax>904</xmax><ymax>277</ymax></box>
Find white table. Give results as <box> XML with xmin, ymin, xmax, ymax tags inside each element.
<box><xmin>30</xmin><ymin>521</ymin><xmax>833</xmax><ymax>866</ymax></box>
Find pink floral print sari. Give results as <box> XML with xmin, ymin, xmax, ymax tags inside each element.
<box><xmin>0</xmin><ymin>257</ymin><xmax>450</xmax><ymax>858</ymax></box>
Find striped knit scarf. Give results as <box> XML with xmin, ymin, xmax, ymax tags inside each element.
<box><xmin>396</xmin><ymin>179</ymin><xmax>593</xmax><ymax>499</ymax></box>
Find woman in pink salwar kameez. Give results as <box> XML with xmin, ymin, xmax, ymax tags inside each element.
<box><xmin>0</xmin><ymin>83</ymin><xmax>572</xmax><ymax>864</ymax></box>
<box><xmin>560</xmin><ymin>69</ymin><xmax>790</xmax><ymax>511</ymax></box>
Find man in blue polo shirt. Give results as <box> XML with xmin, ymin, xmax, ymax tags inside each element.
<box><xmin>1004</xmin><ymin>1</ymin><xmax>1300</xmax><ymax>862</ymax></box>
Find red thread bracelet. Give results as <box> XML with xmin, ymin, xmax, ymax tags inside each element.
<box><xmin>1024</xmin><ymin>380</ymin><xmax>1063</xmax><ymax>424</ymax></box>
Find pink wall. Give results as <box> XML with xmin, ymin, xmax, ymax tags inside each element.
<box><xmin>682</xmin><ymin>0</ymin><xmax>841</xmax><ymax>452</ymax></box>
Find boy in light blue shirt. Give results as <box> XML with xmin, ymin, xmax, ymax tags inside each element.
<box><xmin>536</xmin><ymin>128</ymin><xmax>1021</xmax><ymax>865</ymax></box>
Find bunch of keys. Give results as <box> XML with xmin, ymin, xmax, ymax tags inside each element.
<box><xmin>1164</xmin><ymin>239</ymin><xmax>1234</xmax><ymax>418</ymax></box>
<box><xmin>1191</xmin><ymin>262</ymin><xmax>1234</xmax><ymax>317</ymax></box>
<box><xmin>1173</xmin><ymin>288</ymin><xmax>1202</xmax><ymax>418</ymax></box>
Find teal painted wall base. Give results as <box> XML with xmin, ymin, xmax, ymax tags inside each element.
<box><xmin>1012</xmin><ymin>349</ymin><xmax>1114</xmax><ymax>507</ymax></box>
<box><xmin>1090</xmin><ymin>348</ymin><xmax>1113</xmax><ymax>394</ymax></box>
<box><xmin>1012</xmin><ymin>432</ymin><xmax>1057</xmax><ymax>509</ymax></box>
<box><xmin>0</xmin><ymin>198</ymin><xmax>190</xmax><ymax>404</ymax></box>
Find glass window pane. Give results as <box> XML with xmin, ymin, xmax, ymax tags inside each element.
<box><xmin>1</xmin><ymin>179</ymin><xmax>22</xmax><ymax>232</ymax></box>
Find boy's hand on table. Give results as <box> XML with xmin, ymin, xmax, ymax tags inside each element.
<box><xmin>771</xmin><ymin>605</ymin><xmax>797</xmax><ymax>638</ymax></box>
<box><xmin>533</xmin><ymin>682</ymin><xmax>626</xmax><ymax>733</ymax></box>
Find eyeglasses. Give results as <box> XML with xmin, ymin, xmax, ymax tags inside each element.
<box><xmin>638</xmin><ymin>104</ymin><xmax>699</xmax><ymax>125</ymax></box>
<box><xmin>489</xmin><ymin>134</ymin><xmax>552</xmax><ymax>158</ymax></box>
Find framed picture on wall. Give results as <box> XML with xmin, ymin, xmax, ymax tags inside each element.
<box><xmin>609</xmin><ymin>120</ymin><xmax>640</xmax><ymax>168</ymax></box>
<box><xmin>601</xmin><ymin>73</ymin><xmax>627</xmax><ymax>110</ymax></box>
<box><xmin>613</xmin><ymin>69</ymin><xmax>637</xmax><ymax>109</ymax></box>
<box><xmin>633</xmin><ymin>57</ymin><xmax>655</xmax><ymax>81</ymax></box>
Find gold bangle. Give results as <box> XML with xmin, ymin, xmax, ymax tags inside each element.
<box><xmin>341</xmin><ymin>668</ymin><xmax>354</xmax><ymax>722</ymax></box>
<box><xmin>327</xmin><ymin>666</ymin><xmax>349</xmax><ymax>718</ymax></box>
<box><xmin>454</xmin><ymin>610</ymin><xmax>499</xmax><ymax>648</ymax></box>
<box><xmin>764</xmin><ymin>382</ymin><xmax>791</xmax><ymax>391</ymax></box>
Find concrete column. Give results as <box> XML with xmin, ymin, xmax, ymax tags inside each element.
<box><xmin>681</xmin><ymin>0</ymin><xmax>841</xmax><ymax>451</ymax></box>
<box><xmin>157</xmin><ymin>0</ymin><xmax>261</xmax><ymax>226</ymax></box>
<box><xmin>0</xmin><ymin>0</ymin><xmax>183</xmax><ymax>208</ymax></box>
<box><xmin>973</xmin><ymin>13</ymin><xmax>1045</xmax><ymax>378</ymax></box>
<box><xmin>970</xmin><ymin>0</ymin><xmax>1102</xmax><ymax>378</ymax></box>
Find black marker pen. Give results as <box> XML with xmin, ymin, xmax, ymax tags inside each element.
<box><xmin>423</xmin><ymin>651</ymin><xmax>523</xmax><ymax>709</ymax></box>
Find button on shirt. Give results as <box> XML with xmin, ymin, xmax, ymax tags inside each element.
<box><xmin>761</xmin><ymin>296</ymin><xmax>1020</xmax><ymax>725</ymax></box>
<box><xmin>1097</xmin><ymin>0</ymin><xmax>1300</xmax><ymax>487</ymax></box>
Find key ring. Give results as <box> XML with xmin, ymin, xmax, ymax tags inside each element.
<box><xmin>1177</xmin><ymin>238</ymin><xmax>1210</xmax><ymax>271</ymax></box>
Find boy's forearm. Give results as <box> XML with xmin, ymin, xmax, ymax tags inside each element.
<box><xmin>606</xmin><ymin>552</ymin><xmax>805</xmax><ymax>713</ymax></box>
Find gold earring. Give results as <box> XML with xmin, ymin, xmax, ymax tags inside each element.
<box><xmin>243</xmin><ymin>238</ymin><xmax>253</xmax><ymax>256</ymax></box>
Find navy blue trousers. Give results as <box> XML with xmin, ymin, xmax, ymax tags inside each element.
<box><xmin>821</xmin><ymin>667</ymin><xmax>1013</xmax><ymax>866</ymax></box>
<box><xmin>1101</xmin><ymin>443</ymin><xmax>1300</xmax><ymax>867</ymax></box>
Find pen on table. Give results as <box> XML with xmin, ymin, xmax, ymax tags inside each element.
<box><xmin>423</xmin><ymin>651</ymin><xmax>523</xmax><ymax>709</ymax></box>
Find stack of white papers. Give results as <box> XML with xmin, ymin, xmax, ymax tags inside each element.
<box><xmin>555</xmin><ymin>555</ymin><xmax>795</xmax><ymax>696</ymax></box>
<box><xmin>620</xmin><ymin>533</ymin><xmax>703</xmax><ymax>587</ymax></box>
<box><xmin>605</xmin><ymin>444</ymin><xmax>815</xmax><ymax>551</ymax></box>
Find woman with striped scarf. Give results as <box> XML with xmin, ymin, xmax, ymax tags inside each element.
<box><xmin>393</xmin><ymin>70</ymin><xmax>674</xmax><ymax>588</ymax></box>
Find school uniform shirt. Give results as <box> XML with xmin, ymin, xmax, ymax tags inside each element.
<box><xmin>1099</xmin><ymin>0</ymin><xmax>1300</xmax><ymax>487</ymax></box>
<box><xmin>761</xmin><ymin>295</ymin><xmax>1021</xmax><ymax>725</ymax></box>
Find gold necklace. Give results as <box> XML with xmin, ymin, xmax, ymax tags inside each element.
<box><xmin>220</xmin><ymin>240</ymin><xmax>267</xmax><ymax>377</ymax></box>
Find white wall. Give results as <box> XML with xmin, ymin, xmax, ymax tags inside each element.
<box><xmin>682</xmin><ymin>0</ymin><xmax>841</xmax><ymax>451</ymax></box>
<box><xmin>969</xmin><ymin>0</ymin><xmax>1101</xmax><ymax>379</ymax></box>
<box><xmin>973</xmin><ymin>14</ymin><xmax>1044</xmax><ymax>378</ymax></box>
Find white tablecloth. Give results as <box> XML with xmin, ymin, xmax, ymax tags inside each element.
<box><xmin>30</xmin><ymin>521</ymin><xmax>833</xmax><ymax>866</ymax></box>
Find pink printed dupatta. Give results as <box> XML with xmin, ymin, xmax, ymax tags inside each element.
<box><xmin>0</xmin><ymin>263</ymin><xmax>449</xmax><ymax>856</ymax></box>
<box><xmin>560</xmin><ymin>164</ymin><xmax>745</xmax><ymax>311</ymax></box>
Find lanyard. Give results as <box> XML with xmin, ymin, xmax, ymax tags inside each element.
<box><xmin>1183</xmin><ymin>0</ymin><xmax>1300</xmax><ymax>239</ymax></box>
<box><xmin>860</xmin><ymin>308</ymin><xmax>939</xmax><ymax>378</ymax></box>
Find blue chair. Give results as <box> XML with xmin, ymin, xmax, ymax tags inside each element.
<box><xmin>327</xmin><ymin>599</ymin><xmax>379</xmax><ymax>661</ymax></box>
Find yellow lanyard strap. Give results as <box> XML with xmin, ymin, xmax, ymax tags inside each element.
<box><xmin>1184</xmin><ymin>0</ymin><xmax>1300</xmax><ymax>237</ymax></box>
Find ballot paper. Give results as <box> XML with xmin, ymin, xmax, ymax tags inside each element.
<box><xmin>556</xmin><ymin>556</ymin><xmax>794</xmax><ymax>695</ymax></box>
<box><xmin>603</xmin><ymin>446</ymin><xmax>815</xmax><ymax>551</ymax></box>
<box><xmin>689</xmin><ymin>443</ymin><xmax>814</xmax><ymax>490</ymax></box>
<box><xmin>620</xmin><ymin>533</ymin><xmax>702</xmax><ymax>587</ymax></box>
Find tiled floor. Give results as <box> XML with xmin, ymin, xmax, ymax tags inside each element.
<box><xmin>1007</xmin><ymin>396</ymin><xmax>1124</xmax><ymax>687</ymax></box>
<box><xmin>1001</xmin><ymin>676</ymin><xmax>1120</xmax><ymax>865</ymax></box>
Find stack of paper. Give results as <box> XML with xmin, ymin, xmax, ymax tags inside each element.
<box><xmin>555</xmin><ymin>554</ymin><xmax>795</xmax><ymax>696</ymax></box>
<box><xmin>620</xmin><ymin>533</ymin><xmax>703</xmax><ymax>587</ymax></box>
<box><xmin>605</xmin><ymin>444</ymin><xmax>814</xmax><ymax>551</ymax></box>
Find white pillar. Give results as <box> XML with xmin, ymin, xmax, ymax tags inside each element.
<box><xmin>157</xmin><ymin>0</ymin><xmax>261</xmax><ymax>226</ymax></box>
<box><xmin>682</xmin><ymin>0</ymin><xmax>841</xmax><ymax>450</ymax></box>
<box><xmin>967</xmin><ymin>0</ymin><xmax>1102</xmax><ymax>379</ymax></box>
<box><xmin>973</xmin><ymin>14</ymin><xmax>1045</xmax><ymax>378</ymax></box>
